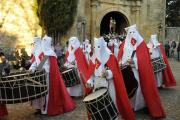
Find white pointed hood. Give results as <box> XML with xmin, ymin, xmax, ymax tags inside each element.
<box><xmin>31</xmin><ymin>37</ymin><xmax>41</xmax><ymax>54</ymax></box>
<box><xmin>67</xmin><ymin>37</ymin><xmax>80</xmax><ymax>63</ymax></box>
<box><xmin>85</xmin><ymin>39</ymin><xmax>89</xmax><ymax>44</ymax></box>
<box><xmin>147</xmin><ymin>34</ymin><xmax>158</xmax><ymax>48</ymax></box>
<box><xmin>91</xmin><ymin>37</ymin><xmax>112</xmax><ymax>76</ymax></box>
<box><xmin>41</xmin><ymin>37</ymin><xmax>57</xmax><ymax>57</ymax></box>
<box><xmin>124</xmin><ymin>24</ymin><xmax>143</xmax><ymax>50</ymax></box>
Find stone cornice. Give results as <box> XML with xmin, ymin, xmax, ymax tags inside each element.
<box><xmin>98</xmin><ymin>1</ymin><xmax>142</xmax><ymax>7</ymax></box>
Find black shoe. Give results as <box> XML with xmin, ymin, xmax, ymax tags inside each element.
<box><xmin>158</xmin><ymin>86</ymin><xmax>163</xmax><ymax>90</ymax></box>
<box><xmin>34</xmin><ymin>110</ymin><xmax>41</xmax><ymax>114</ymax></box>
<box><xmin>143</xmin><ymin>107</ymin><xmax>149</xmax><ymax>114</ymax></box>
<box><xmin>71</xmin><ymin>96</ymin><xmax>74</xmax><ymax>99</ymax></box>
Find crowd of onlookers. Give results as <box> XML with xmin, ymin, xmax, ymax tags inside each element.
<box><xmin>165</xmin><ymin>40</ymin><xmax>180</xmax><ymax>61</ymax></box>
<box><xmin>0</xmin><ymin>40</ymin><xmax>69</xmax><ymax>76</ymax></box>
<box><xmin>0</xmin><ymin>49</ymin><xmax>10</xmax><ymax>75</ymax></box>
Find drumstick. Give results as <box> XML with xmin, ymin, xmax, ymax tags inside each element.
<box><xmin>93</xmin><ymin>67</ymin><xmax>108</xmax><ymax>93</ymax></box>
<box><xmin>79</xmin><ymin>72</ymin><xmax>91</xmax><ymax>89</ymax></box>
<box><xmin>60</xmin><ymin>60</ymin><xmax>75</xmax><ymax>69</ymax></box>
<box><xmin>120</xmin><ymin>58</ymin><xmax>133</xmax><ymax>67</ymax></box>
<box><xmin>24</xmin><ymin>76</ymin><xmax>44</xmax><ymax>86</ymax></box>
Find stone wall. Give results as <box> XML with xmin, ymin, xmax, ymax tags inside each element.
<box><xmin>165</xmin><ymin>27</ymin><xmax>180</xmax><ymax>54</ymax></box>
<box><xmin>0</xmin><ymin>0</ymin><xmax>42</xmax><ymax>57</ymax></box>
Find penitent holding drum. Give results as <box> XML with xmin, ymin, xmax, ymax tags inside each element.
<box><xmin>83</xmin><ymin>37</ymin><xmax>135</xmax><ymax>120</ymax></box>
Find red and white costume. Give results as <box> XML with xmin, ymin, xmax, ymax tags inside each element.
<box><xmin>147</xmin><ymin>34</ymin><xmax>163</xmax><ymax>87</ymax></box>
<box><xmin>29</xmin><ymin>37</ymin><xmax>41</xmax><ymax>64</ymax></box>
<box><xmin>82</xmin><ymin>39</ymin><xmax>92</xmax><ymax>63</ymax></box>
<box><xmin>30</xmin><ymin>37</ymin><xmax>75</xmax><ymax>115</ymax></box>
<box><xmin>118</xmin><ymin>25</ymin><xmax>166</xmax><ymax>117</ymax></box>
<box><xmin>114</xmin><ymin>39</ymin><xmax>121</xmax><ymax>58</ymax></box>
<box><xmin>147</xmin><ymin>35</ymin><xmax>177</xmax><ymax>87</ymax></box>
<box><xmin>108</xmin><ymin>39</ymin><xmax>114</xmax><ymax>53</ymax></box>
<box><xmin>64</xmin><ymin>37</ymin><xmax>85</xmax><ymax>96</ymax></box>
<box><xmin>86</xmin><ymin>37</ymin><xmax>135</xmax><ymax>120</ymax></box>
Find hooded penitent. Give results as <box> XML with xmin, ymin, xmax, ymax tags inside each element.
<box><xmin>29</xmin><ymin>37</ymin><xmax>41</xmax><ymax>64</ymax></box>
<box><xmin>86</xmin><ymin>37</ymin><xmax>136</xmax><ymax>120</ymax></box>
<box><xmin>147</xmin><ymin>34</ymin><xmax>158</xmax><ymax>49</ymax></box>
<box><xmin>118</xmin><ymin>24</ymin><xmax>166</xmax><ymax>118</ymax></box>
<box><xmin>30</xmin><ymin>36</ymin><xmax>76</xmax><ymax>115</ymax></box>
<box><xmin>65</xmin><ymin>37</ymin><xmax>80</xmax><ymax>64</ymax></box>
<box><xmin>147</xmin><ymin>35</ymin><xmax>177</xmax><ymax>87</ymax></box>
<box><xmin>83</xmin><ymin>39</ymin><xmax>92</xmax><ymax>63</ymax></box>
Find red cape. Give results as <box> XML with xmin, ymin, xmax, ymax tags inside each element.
<box><xmin>64</xmin><ymin>48</ymin><xmax>91</xmax><ymax>94</ymax></box>
<box><xmin>47</xmin><ymin>56</ymin><xmax>75</xmax><ymax>115</ymax></box>
<box><xmin>118</xmin><ymin>41</ymin><xmax>166</xmax><ymax>117</ymax></box>
<box><xmin>29</xmin><ymin>53</ymin><xmax>34</xmax><ymax>60</ymax></box>
<box><xmin>86</xmin><ymin>55</ymin><xmax>135</xmax><ymax>120</ymax></box>
<box><xmin>0</xmin><ymin>104</ymin><xmax>8</xmax><ymax>118</ymax></box>
<box><xmin>159</xmin><ymin>45</ymin><xmax>177</xmax><ymax>87</ymax></box>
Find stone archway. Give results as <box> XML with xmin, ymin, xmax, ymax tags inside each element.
<box><xmin>96</xmin><ymin>7</ymin><xmax>132</xmax><ymax>37</ymax></box>
<box><xmin>100</xmin><ymin>11</ymin><xmax>130</xmax><ymax>35</ymax></box>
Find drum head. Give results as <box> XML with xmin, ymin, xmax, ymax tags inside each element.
<box><xmin>83</xmin><ymin>88</ymin><xmax>107</xmax><ymax>102</ymax></box>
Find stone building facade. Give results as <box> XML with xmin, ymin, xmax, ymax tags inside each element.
<box><xmin>0</xmin><ymin>0</ymin><xmax>166</xmax><ymax>56</ymax></box>
<box><xmin>61</xmin><ymin>0</ymin><xmax>166</xmax><ymax>46</ymax></box>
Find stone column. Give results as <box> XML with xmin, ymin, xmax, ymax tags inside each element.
<box><xmin>91</xmin><ymin>0</ymin><xmax>98</xmax><ymax>46</ymax></box>
<box><xmin>132</xmin><ymin>1</ymin><xmax>141</xmax><ymax>28</ymax></box>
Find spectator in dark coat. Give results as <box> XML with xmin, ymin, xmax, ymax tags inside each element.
<box><xmin>165</xmin><ymin>41</ymin><xmax>170</xmax><ymax>58</ymax></box>
<box><xmin>1</xmin><ymin>56</ymin><xmax>10</xmax><ymax>75</ymax></box>
<box><xmin>177</xmin><ymin>40</ymin><xmax>180</xmax><ymax>61</ymax></box>
<box><xmin>0</xmin><ymin>48</ymin><xmax>4</xmax><ymax>57</ymax></box>
<box><xmin>170</xmin><ymin>41</ymin><xmax>176</xmax><ymax>59</ymax></box>
<box><xmin>54</xmin><ymin>42</ymin><xmax>64</xmax><ymax>59</ymax></box>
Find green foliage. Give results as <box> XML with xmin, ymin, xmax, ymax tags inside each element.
<box><xmin>36</xmin><ymin>0</ymin><xmax>77</xmax><ymax>34</ymax></box>
<box><xmin>166</xmin><ymin>0</ymin><xmax>180</xmax><ymax>27</ymax></box>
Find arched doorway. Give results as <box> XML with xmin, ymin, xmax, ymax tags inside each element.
<box><xmin>100</xmin><ymin>11</ymin><xmax>129</xmax><ymax>35</ymax></box>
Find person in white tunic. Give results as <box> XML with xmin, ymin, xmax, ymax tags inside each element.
<box><xmin>118</xmin><ymin>25</ymin><xmax>146</xmax><ymax>111</ymax></box>
<box><xmin>147</xmin><ymin>34</ymin><xmax>163</xmax><ymax>87</ymax></box>
<box><xmin>28</xmin><ymin>37</ymin><xmax>56</xmax><ymax>114</ymax></box>
<box><xmin>29</xmin><ymin>37</ymin><xmax>41</xmax><ymax>64</ymax></box>
<box><xmin>86</xmin><ymin>38</ymin><xmax>122</xmax><ymax>120</ymax></box>
<box><xmin>64</xmin><ymin>37</ymin><xmax>85</xmax><ymax>97</ymax></box>
<box><xmin>113</xmin><ymin>39</ymin><xmax>122</xmax><ymax>58</ymax></box>
<box><xmin>82</xmin><ymin>39</ymin><xmax>91</xmax><ymax>63</ymax></box>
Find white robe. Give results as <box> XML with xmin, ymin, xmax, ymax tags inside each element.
<box><xmin>83</xmin><ymin>44</ymin><xmax>91</xmax><ymax>63</ymax></box>
<box><xmin>119</xmin><ymin>48</ymin><xmax>146</xmax><ymax>111</ymax></box>
<box><xmin>64</xmin><ymin>60</ymin><xmax>85</xmax><ymax>96</ymax></box>
<box><xmin>149</xmin><ymin>48</ymin><xmax>163</xmax><ymax>87</ymax></box>
<box><xmin>114</xmin><ymin>42</ymin><xmax>121</xmax><ymax>58</ymax></box>
<box><xmin>87</xmin><ymin>69</ymin><xmax>121</xmax><ymax>120</ymax></box>
<box><xmin>29</xmin><ymin>57</ymin><xmax>50</xmax><ymax>114</ymax></box>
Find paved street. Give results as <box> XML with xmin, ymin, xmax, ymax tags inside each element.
<box><xmin>1</xmin><ymin>59</ymin><xmax>180</xmax><ymax>120</ymax></box>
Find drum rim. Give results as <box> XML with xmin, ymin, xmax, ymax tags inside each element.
<box><xmin>83</xmin><ymin>87</ymin><xmax>108</xmax><ymax>103</ymax></box>
<box><xmin>0</xmin><ymin>70</ymin><xmax>46</xmax><ymax>79</ymax></box>
<box><xmin>0</xmin><ymin>90</ymin><xmax>48</xmax><ymax>101</ymax></box>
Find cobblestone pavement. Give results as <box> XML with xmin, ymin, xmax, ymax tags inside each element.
<box><xmin>1</xmin><ymin>59</ymin><xmax>180</xmax><ymax>120</ymax></box>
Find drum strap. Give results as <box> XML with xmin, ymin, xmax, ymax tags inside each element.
<box><xmin>131</xmin><ymin>50</ymin><xmax>136</xmax><ymax>58</ymax></box>
<box><xmin>104</xmin><ymin>64</ymin><xmax>109</xmax><ymax>82</ymax></box>
<box><xmin>157</xmin><ymin>46</ymin><xmax>163</xmax><ymax>57</ymax></box>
